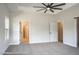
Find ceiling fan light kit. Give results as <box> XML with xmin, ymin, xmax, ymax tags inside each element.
<box><xmin>33</xmin><ymin>3</ymin><xmax>66</xmax><ymax>13</ymax></box>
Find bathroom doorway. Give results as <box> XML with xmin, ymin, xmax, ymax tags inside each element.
<box><xmin>20</xmin><ymin>21</ymin><xmax>29</xmax><ymax>44</ymax></box>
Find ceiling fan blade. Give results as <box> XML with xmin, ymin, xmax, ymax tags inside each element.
<box><xmin>50</xmin><ymin>3</ymin><xmax>54</xmax><ymax>6</ymax></box>
<box><xmin>44</xmin><ymin>9</ymin><xmax>47</xmax><ymax>13</ymax></box>
<box><xmin>33</xmin><ymin>6</ymin><xmax>46</xmax><ymax>8</ymax></box>
<box><xmin>42</xmin><ymin>3</ymin><xmax>47</xmax><ymax>7</ymax></box>
<box><xmin>52</xmin><ymin>3</ymin><xmax>66</xmax><ymax>7</ymax></box>
<box><xmin>50</xmin><ymin>9</ymin><xmax>54</xmax><ymax>13</ymax></box>
<box><xmin>36</xmin><ymin>8</ymin><xmax>46</xmax><ymax>12</ymax></box>
<box><xmin>48</xmin><ymin>3</ymin><xmax>50</xmax><ymax>6</ymax></box>
<box><xmin>52</xmin><ymin>8</ymin><xmax>63</xmax><ymax>10</ymax></box>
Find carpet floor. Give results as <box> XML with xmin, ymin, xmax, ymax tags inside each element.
<box><xmin>4</xmin><ymin>42</ymin><xmax>79</xmax><ymax>55</ymax></box>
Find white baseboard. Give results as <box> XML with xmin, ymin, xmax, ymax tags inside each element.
<box><xmin>63</xmin><ymin>42</ymin><xmax>77</xmax><ymax>47</ymax></box>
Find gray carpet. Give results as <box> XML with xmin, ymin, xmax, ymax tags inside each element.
<box><xmin>4</xmin><ymin>42</ymin><xmax>79</xmax><ymax>55</ymax></box>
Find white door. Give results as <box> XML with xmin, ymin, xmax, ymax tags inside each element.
<box><xmin>50</xmin><ymin>23</ymin><xmax>56</xmax><ymax>42</ymax></box>
<box><xmin>5</xmin><ymin>16</ymin><xmax>9</xmax><ymax>40</ymax></box>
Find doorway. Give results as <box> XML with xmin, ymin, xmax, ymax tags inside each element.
<box><xmin>74</xmin><ymin>17</ymin><xmax>79</xmax><ymax>47</ymax></box>
<box><xmin>20</xmin><ymin>21</ymin><xmax>29</xmax><ymax>44</ymax></box>
<box><xmin>57</xmin><ymin>20</ymin><xmax>63</xmax><ymax>43</ymax></box>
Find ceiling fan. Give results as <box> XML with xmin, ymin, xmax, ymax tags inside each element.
<box><xmin>33</xmin><ymin>3</ymin><xmax>66</xmax><ymax>13</ymax></box>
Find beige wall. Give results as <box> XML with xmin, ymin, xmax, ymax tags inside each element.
<box><xmin>9</xmin><ymin>3</ymin><xmax>79</xmax><ymax>47</ymax></box>
<box><xmin>51</xmin><ymin>4</ymin><xmax>79</xmax><ymax>47</ymax></box>
<box><xmin>0</xmin><ymin>4</ymin><xmax>10</xmax><ymax>54</ymax></box>
<box><xmin>10</xmin><ymin>12</ymin><xmax>53</xmax><ymax>44</ymax></box>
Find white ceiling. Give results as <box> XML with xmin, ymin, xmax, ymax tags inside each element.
<box><xmin>6</xmin><ymin>3</ymin><xmax>76</xmax><ymax>15</ymax></box>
